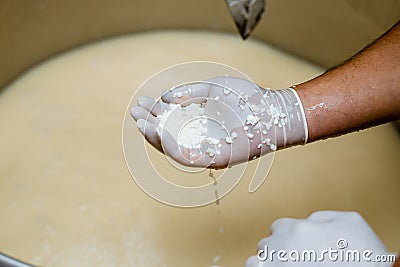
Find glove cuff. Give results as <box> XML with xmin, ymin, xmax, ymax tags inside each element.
<box><xmin>270</xmin><ymin>88</ymin><xmax>308</xmax><ymax>148</ymax></box>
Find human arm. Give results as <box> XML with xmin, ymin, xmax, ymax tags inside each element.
<box><xmin>295</xmin><ymin>21</ymin><xmax>400</xmax><ymax>142</ymax></box>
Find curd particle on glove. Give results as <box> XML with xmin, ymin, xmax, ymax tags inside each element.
<box><xmin>156</xmin><ymin>103</ymin><xmax>221</xmax><ymax>151</ymax></box>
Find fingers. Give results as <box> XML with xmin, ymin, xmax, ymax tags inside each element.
<box><xmin>137</xmin><ymin>96</ymin><xmax>169</xmax><ymax>116</ymax></box>
<box><xmin>136</xmin><ymin>119</ymin><xmax>162</xmax><ymax>152</ymax></box>
<box><xmin>307</xmin><ymin>210</ymin><xmax>344</xmax><ymax>222</ymax></box>
<box><xmin>270</xmin><ymin>217</ymin><xmax>299</xmax><ymax>234</ymax></box>
<box><xmin>256</xmin><ymin>236</ymin><xmax>273</xmax><ymax>251</ymax></box>
<box><xmin>132</xmin><ymin>99</ymin><xmax>163</xmax><ymax>152</ymax></box>
<box><xmin>161</xmin><ymin>82</ymin><xmax>211</xmax><ymax>106</ymax></box>
<box><xmin>131</xmin><ymin>106</ymin><xmax>158</xmax><ymax>125</ymax></box>
<box><xmin>245</xmin><ymin>255</ymin><xmax>264</xmax><ymax>267</ymax></box>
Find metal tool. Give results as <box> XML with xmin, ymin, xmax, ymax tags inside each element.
<box><xmin>0</xmin><ymin>252</ymin><xmax>36</xmax><ymax>267</ymax></box>
<box><xmin>225</xmin><ymin>0</ymin><xmax>266</xmax><ymax>39</ymax></box>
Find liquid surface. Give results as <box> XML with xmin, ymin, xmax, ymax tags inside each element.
<box><xmin>0</xmin><ymin>30</ymin><xmax>399</xmax><ymax>266</ymax></box>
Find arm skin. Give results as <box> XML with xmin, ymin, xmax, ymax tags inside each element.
<box><xmin>295</xmin><ymin>21</ymin><xmax>400</xmax><ymax>142</ymax></box>
<box><xmin>394</xmin><ymin>253</ymin><xmax>400</xmax><ymax>267</ymax></box>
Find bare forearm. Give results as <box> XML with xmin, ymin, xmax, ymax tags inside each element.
<box><xmin>295</xmin><ymin>22</ymin><xmax>400</xmax><ymax>142</ymax></box>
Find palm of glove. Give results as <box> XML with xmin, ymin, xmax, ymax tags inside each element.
<box><xmin>131</xmin><ymin>77</ymin><xmax>281</xmax><ymax>169</ymax></box>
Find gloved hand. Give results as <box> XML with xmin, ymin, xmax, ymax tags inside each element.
<box><xmin>246</xmin><ymin>211</ymin><xmax>393</xmax><ymax>267</ymax></box>
<box><xmin>131</xmin><ymin>76</ymin><xmax>308</xmax><ymax>168</ymax></box>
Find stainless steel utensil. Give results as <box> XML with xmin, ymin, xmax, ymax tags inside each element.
<box><xmin>225</xmin><ymin>0</ymin><xmax>266</xmax><ymax>39</ymax></box>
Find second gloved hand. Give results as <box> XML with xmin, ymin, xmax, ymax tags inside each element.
<box><xmin>246</xmin><ymin>211</ymin><xmax>392</xmax><ymax>267</ymax></box>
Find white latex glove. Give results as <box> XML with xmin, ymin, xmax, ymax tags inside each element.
<box><xmin>131</xmin><ymin>76</ymin><xmax>307</xmax><ymax>168</ymax></box>
<box><xmin>246</xmin><ymin>211</ymin><xmax>393</xmax><ymax>267</ymax></box>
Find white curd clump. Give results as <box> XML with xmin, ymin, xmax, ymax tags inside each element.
<box><xmin>156</xmin><ymin>103</ymin><xmax>220</xmax><ymax>150</ymax></box>
<box><xmin>156</xmin><ymin>103</ymin><xmax>180</xmax><ymax>135</ymax></box>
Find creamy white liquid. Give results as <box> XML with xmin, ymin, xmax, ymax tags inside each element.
<box><xmin>1</xmin><ymin>31</ymin><xmax>399</xmax><ymax>267</ymax></box>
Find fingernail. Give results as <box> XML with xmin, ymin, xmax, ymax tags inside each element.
<box><xmin>131</xmin><ymin>106</ymin><xmax>144</xmax><ymax>120</ymax></box>
<box><xmin>137</xmin><ymin>96</ymin><xmax>155</xmax><ymax>107</ymax></box>
<box><xmin>131</xmin><ymin>107</ymin><xmax>139</xmax><ymax>119</ymax></box>
<box><xmin>137</xmin><ymin>97</ymin><xmax>145</xmax><ymax>106</ymax></box>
